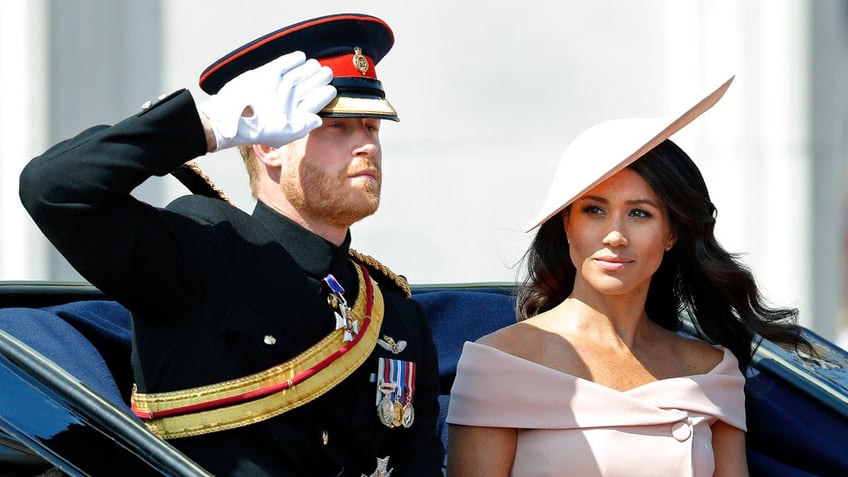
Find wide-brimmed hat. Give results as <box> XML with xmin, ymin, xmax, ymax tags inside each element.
<box><xmin>526</xmin><ymin>76</ymin><xmax>734</xmax><ymax>232</ymax></box>
<box><xmin>199</xmin><ymin>13</ymin><xmax>399</xmax><ymax>121</ymax></box>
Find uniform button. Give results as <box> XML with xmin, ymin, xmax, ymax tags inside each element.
<box><xmin>671</xmin><ymin>421</ymin><xmax>692</xmax><ymax>441</ymax></box>
<box><xmin>140</xmin><ymin>100</ymin><xmax>152</xmax><ymax>109</ymax></box>
<box><xmin>263</xmin><ymin>334</ymin><xmax>276</xmax><ymax>345</ymax></box>
<box><xmin>157</xmin><ymin>93</ymin><xmax>167</xmax><ymax>100</ymax></box>
<box><xmin>322</xmin><ymin>430</ymin><xmax>329</xmax><ymax>445</ymax></box>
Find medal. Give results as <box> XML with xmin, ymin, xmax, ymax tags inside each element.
<box><xmin>392</xmin><ymin>401</ymin><xmax>404</xmax><ymax>427</ymax></box>
<box><xmin>376</xmin><ymin>358</ymin><xmax>417</xmax><ymax>428</ymax></box>
<box><xmin>401</xmin><ymin>358</ymin><xmax>416</xmax><ymax>428</ymax></box>
<box><xmin>402</xmin><ymin>402</ymin><xmax>415</xmax><ymax>428</ymax></box>
<box><xmin>324</xmin><ymin>274</ymin><xmax>358</xmax><ymax>342</ymax></box>
<box><xmin>378</xmin><ymin>394</ymin><xmax>395</xmax><ymax>427</ymax></box>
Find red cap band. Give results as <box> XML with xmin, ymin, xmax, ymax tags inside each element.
<box><xmin>319</xmin><ymin>53</ymin><xmax>377</xmax><ymax>79</ymax></box>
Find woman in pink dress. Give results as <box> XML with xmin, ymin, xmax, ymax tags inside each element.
<box><xmin>446</xmin><ymin>77</ymin><xmax>809</xmax><ymax>477</ymax></box>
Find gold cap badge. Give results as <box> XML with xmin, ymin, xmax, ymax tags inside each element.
<box><xmin>352</xmin><ymin>46</ymin><xmax>369</xmax><ymax>75</ymax></box>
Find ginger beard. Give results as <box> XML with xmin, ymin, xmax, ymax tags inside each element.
<box><xmin>282</xmin><ymin>156</ymin><xmax>381</xmax><ymax>229</ymax></box>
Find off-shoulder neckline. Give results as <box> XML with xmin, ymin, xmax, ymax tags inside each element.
<box><xmin>465</xmin><ymin>341</ymin><xmax>734</xmax><ymax>394</ymax></box>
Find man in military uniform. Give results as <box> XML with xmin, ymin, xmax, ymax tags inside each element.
<box><xmin>20</xmin><ymin>13</ymin><xmax>443</xmax><ymax>476</ymax></box>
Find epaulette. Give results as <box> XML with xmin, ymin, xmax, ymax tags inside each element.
<box><xmin>171</xmin><ymin>161</ymin><xmax>234</xmax><ymax>206</ymax></box>
<box><xmin>349</xmin><ymin>249</ymin><xmax>411</xmax><ymax>297</ymax></box>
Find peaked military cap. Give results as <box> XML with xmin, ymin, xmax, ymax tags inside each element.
<box><xmin>199</xmin><ymin>13</ymin><xmax>398</xmax><ymax>121</ymax></box>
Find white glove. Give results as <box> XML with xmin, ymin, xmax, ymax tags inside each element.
<box><xmin>198</xmin><ymin>51</ymin><xmax>337</xmax><ymax>150</ymax></box>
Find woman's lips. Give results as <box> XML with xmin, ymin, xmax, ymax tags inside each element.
<box><xmin>593</xmin><ymin>256</ymin><xmax>633</xmax><ymax>271</ymax></box>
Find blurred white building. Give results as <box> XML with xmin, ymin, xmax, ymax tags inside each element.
<box><xmin>1</xmin><ymin>0</ymin><xmax>846</xmax><ymax>343</ymax></box>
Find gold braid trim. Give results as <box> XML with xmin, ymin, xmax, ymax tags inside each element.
<box><xmin>184</xmin><ymin>161</ymin><xmax>234</xmax><ymax>206</ymax></box>
<box><xmin>132</xmin><ymin>263</ymin><xmax>383</xmax><ymax>439</ymax></box>
<box><xmin>349</xmin><ymin>249</ymin><xmax>411</xmax><ymax>297</ymax></box>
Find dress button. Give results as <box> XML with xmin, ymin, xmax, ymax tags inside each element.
<box><xmin>263</xmin><ymin>334</ymin><xmax>276</xmax><ymax>345</ymax></box>
<box><xmin>671</xmin><ymin>421</ymin><xmax>692</xmax><ymax>441</ymax></box>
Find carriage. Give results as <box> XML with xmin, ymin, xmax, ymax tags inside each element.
<box><xmin>1</xmin><ymin>280</ymin><xmax>847</xmax><ymax>476</ymax></box>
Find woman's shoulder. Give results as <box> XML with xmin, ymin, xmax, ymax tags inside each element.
<box><xmin>476</xmin><ymin>317</ymin><xmax>548</xmax><ymax>356</ymax></box>
<box><xmin>474</xmin><ymin>314</ymin><xmax>585</xmax><ymax>376</ymax></box>
<box><xmin>668</xmin><ymin>331</ymin><xmax>727</xmax><ymax>375</ymax></box>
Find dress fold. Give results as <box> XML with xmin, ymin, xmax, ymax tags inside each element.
<box><xmin>447</xmin><ymin>341</ymin><xmax>746</xmax><ymax>476</ymax></box>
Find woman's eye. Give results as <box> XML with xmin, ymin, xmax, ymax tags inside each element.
<box><xmin>581</xmin><ymin>205</ymin><xmax>604</xmax><ymax>215</ymax></box>
<box><xmin>630</xmin><ymin>209</ymin><xmax>652</xmax><ymax>218</ymax></box>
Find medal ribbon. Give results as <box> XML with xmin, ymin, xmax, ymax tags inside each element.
<box><xmin>405</xmin><ymin>361</ymin><xmax>416</xmax><ymax>405</ymax></box>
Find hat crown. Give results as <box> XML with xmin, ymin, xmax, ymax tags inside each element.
<box><xmin>526</xmin><ymin>76</ymin><xmax>734</xmax><ymax>232</ymax></box>
<box><xmin>529</xmin><ymin>118</ymin><xmax>668</xmax><ymax>228</ymax></box>
<box><xmin>199</xmin><ymin>13</ymin><xmax>394</xmax><ymax>94</ymax></box>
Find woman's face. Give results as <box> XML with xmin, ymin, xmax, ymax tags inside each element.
<box><xmin>564</xmin><ymin>168</ymin><xmax>676</xmax><ymax>298</ymax></box>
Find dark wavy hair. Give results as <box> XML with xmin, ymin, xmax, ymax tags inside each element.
<box><xmin>516</xmin><ymin>139</ymin><xmax>807</xmax><ymax>369</ymax></box>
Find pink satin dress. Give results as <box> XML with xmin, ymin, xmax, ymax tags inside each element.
<box><xmin>447</xmin><ymin>342</ymin><xmax>746</xmax><ymax>476</ymax></box>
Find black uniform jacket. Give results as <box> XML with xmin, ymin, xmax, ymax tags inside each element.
<box><xmin>19</xmin><ymin>90</ymin><xmax>444</xmax><ymax>476</ymax></box>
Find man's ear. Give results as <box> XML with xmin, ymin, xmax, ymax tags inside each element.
<box><xmin>253</xmin><ymin>144</ymin><xmax>281</xmax><ymax>167</ymax></box>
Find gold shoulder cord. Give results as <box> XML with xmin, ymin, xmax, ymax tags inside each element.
<box><xmin>349</xmin><ymin>248</ymin><xmax>411</xmax><ymax>297</ymax></box>
<box><xmin>182</xmin><ymin>161</ymin><xmax>234</xmax><ymax>205</ymax></box>
<box><xmin>132</xmin><ymin>263</ymin><xmax>384</xmax><ymax>439</ymax></box>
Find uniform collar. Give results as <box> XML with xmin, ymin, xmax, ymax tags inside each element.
<box><xmin>252</xmin><ymin>201</ymin><xmax>352</xmax><ymax>280</ymax></box>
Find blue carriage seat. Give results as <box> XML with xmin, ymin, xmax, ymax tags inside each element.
<box><xmin>412</xmin><ymin>289</ymin><xmax>517</xmax><ymax>474</ymax></box>
<box><xmin>0</xmin><ymin>300</ymin><xmax>133</xmax><ymax>413</ymax></box>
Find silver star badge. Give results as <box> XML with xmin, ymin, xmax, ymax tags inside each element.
<box><xmin>362</xmin><ymin>456</ymin><xmax>393</xmax><ymax>477</ymax></box>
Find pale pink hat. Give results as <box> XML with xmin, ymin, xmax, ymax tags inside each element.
<box><xmin>526</xmin><ymin>76</ymin><xmax>735</xmax><ymax>232</ymax></box>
